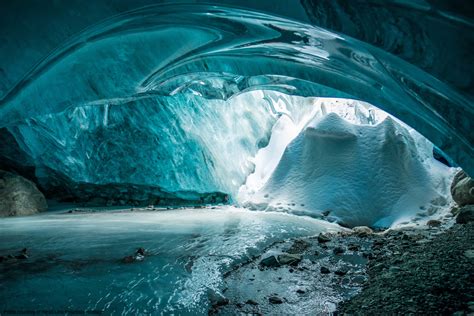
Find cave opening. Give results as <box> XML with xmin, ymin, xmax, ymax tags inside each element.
<box><xmin>0</xmin><ymin>91</ymin><xmax>457</xmax><ymax>228</ymax></box>
<box><xmin>0</xmin><ymin>1</ymin><xmax>473</xmax><ymax>315</ymax></box>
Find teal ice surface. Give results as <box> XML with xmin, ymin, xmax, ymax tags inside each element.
<box><xmin>0</xmin><ymin>206</ymin><xmax>341</xmax><ymax>314</ymax></box>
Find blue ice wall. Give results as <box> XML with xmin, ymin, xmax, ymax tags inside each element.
<box><xmin>1</xmin><ymin>92</ymin><xmax>284</xmax><ymax>203</ymax></box>
<box><xmin>0</xmin><ymin>1</ymin><xmax>472</xmax><ymax>200</ymax></box>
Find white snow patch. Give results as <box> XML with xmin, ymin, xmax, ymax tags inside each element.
<box><xmin>240</xmin><ymin>105</ymin><xmax>455</xmax><ymax>228</ymax></box>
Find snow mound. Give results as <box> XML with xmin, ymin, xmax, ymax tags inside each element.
<box><xmin>242</xmin><ymin>113</ymin><xmax>454</xmax><ymax>228</ymax></box>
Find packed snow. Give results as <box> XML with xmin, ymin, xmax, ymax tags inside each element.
<box><xmin>240</xmin><ymin>101</ymin><xmax>455</xmax><ymax>228</ymax></box>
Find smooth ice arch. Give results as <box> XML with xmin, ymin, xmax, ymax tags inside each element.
<box><xmin>0</xmin><ymin>2</ymin><xmax>471</xmax><ymax>212</ymax></box>
<box><xmin>0</xmin><ymin>2</ymin><xmax>472</xmax><ymax>173</ymax></box>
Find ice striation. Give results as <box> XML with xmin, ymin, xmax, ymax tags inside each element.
<box><xmin>242</xmin><ymin>112</ymin><xmax>454</xmax><ymax>228</ymax></box>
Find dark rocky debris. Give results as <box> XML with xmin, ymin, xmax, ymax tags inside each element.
<box><xmin>338</xmin><ymin>223</ymin><xmax>474</xmax><ymax>315</ymax></box>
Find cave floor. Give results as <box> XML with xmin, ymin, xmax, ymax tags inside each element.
<box><xmin>339</xmin><ymin>222</ymin><xmax>474</xmax><ymax>315</ymax></box>
<box><xmin>0</xmin><ymin>206</ymin><xmax>342</xmax><ymax>314</ymax></box>
<box><xmin>1</xmin><ymin>206</ymin><xmax>471</xmax><ymax>315</ymax></box>
<box><xmin>212</xmin><ymin>214</ymin><xmax>474</xmax><ymax>315</ymax></box>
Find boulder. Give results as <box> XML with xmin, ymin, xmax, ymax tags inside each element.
<box><xmin>259</xmin><ymin>253</ymin><xmax>301</xmax><ymax>268</ymax></box>
<box><xmin>277</xmin><ymin>253</ymin><xmax>302</xmax><ymax>266</ymax></box>
<box><xmin>451</xmin><ymin>170</ymin><xmax>474</xmax><ymax>206</ymax></box>
<box><xmin>0</xmin><ymin>170</ymin><xmax>47</xmax><ymax>217</ymax></box>
<box><xmin>260</xmin><ymin>255</ymin><xmax>279</xmax><ymax>268</ymax></box>
<box><xmin>352</xmin><ymin>226</ymin><xmax>374</xmax><ymax>236</ymax></box>
<box><xmin>335</xmin><ymin>267</ymin><xmax>349</xmax><ymax>276</ymax></box>
<box><xmin>320</xmin><ymin>266</ymin><xmax>331</xmax><ymax>274</ymax></box>
<box><xmin>286</xmin><ymin>239</ymin><xmax>310</xmax><ymax>254</ymax></box>
<box><xmin>317</xmin><ymin>233</ymin><xmax>331</xmax><ymax>243</ymax></box>
<box><xmin>456</xmin><ymin>205</ymin><xmax>474</xmax><ymax>224</ymax></box>
<box><xmin>348</xmin><ymin>243</ymin><xmax>360</xmax><ymax>251</ymax></box>
<box><xmin>464</xmin><ymin>250</ymin><xmax>474</xmax><ymax>259</ymax></box>
<box><xmin>268</xmin><ymin>296</ymin><xmax>283</xmax><ymax>304</ymax></box>
<box><xmin>426</xmin><ymin>220</ymin><xmax>442</xmax><ymax>227</ymax></box>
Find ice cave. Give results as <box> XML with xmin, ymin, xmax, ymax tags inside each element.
<box><xmin>0</xmin><ymin>1</ymin><xmax>473</xmax><ymax>315</ymax></box>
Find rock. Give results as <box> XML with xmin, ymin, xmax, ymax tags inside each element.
<box><xmin>335</xmin><ymin>268</ymin><xmax>349</xmax><ymax>276</ymax></box>
<box><xmin>352</xmin><ymin>226</ymin><xmax>373</xmax><ymax>236</ymax></box>
<box><xmin>277</xmin><ymin>253</ymin><xmax>301</xmax><ymax>266</ymax></box>
<box><xmin>286</xmin><ymin>239</ymin><xmax>310</xmax><ymax>254</ymax></box>
<box><xmin>320</xmin><ymin>266</ymin><xmax>330</xmax><ymax>274</ymax></box>
<box><xmin>317</xmin><ymin>233</ymin><xmax>331</xmax><ymax>243</ymax></box>
<box><xmin>451</xmin><ymin>206</ymin><xmax>460</xmax><ymax>216</ymax></box>
<box><xmin>451</xmin><ymin>170</ymin><xmax>469</xmax><ymax>191</ymax></box>
<box><xmin>363</xmin><ymin>252</ymin><xmax>375</xmax><ymax>259</ymax></box>
<box><xmin>268</xmin><ymin>296</ymin><xmax>283</xmax><ymax>304</ymax></box>
<box><xmin>260</xmin><ymin>255</ymin><xmax>279</xmax><ymax>268</ymax></box>
<box><xmin>321</xmin><ymin>209</ymin><xmax>331</xmax><ymax>216</ymax></box>
<box><xmin>468</xmin><ymin>301</ymin><xmax>474</xmax><ymax>312</ymax></box>
<box><xmin>122</xmin><ymin>255</ymin><xmax>135</xmax><ymax>263</ymax></box>
<box><xmin>209</xmin><ymin>292</ymin><xmax>229</xmax><ymax>307</ymax></box>
<box><xmin>464</xmin><ymin>250</ymin><xmax>474</xmax><ymax>259</ymax></box>
<box><xmin>15</xmin><ymin>254</ymin><xmax>28</xmax><ymax>260</ymax></box>
<box><xmin>348</xmin><ymin>243</ymin><xmax>360</xmax><ymax>251</ymax></box>
<box><xmin>15</xmin><ymin>248</ymin><xmax>29</xmax><ymax>260</ymax></box>
<box><xmin>260</xmin><ymin>253</ymin><xmax>301</xmax><ymax>268</ymax></box>
<box><xmin>456</xmin><ymin>205</ymin><xmax>474</xmax><ymax>224</ymax></box>
<box><xmin>134</xmin><ymin>254</ymin><xmax>145</xmax><ymax>262</ymax></box>
<box><xmin>0</xmin><ymin>170</ymin><xmax>47</xmax><ymax>217</ymax></box>
<box><xmin>427</xmin><ymin>220</ymin><xmax>442</xmax><ymax>227</ymax></box>
<box><xmin>122</xmin><ymin>248</ymin><xmax>147</xmax><ymax>263</ymax></box>
<box><xmin>134</xmin><ymin>247</ymin><xmax>146</xmax><ymax>261</ymax></box>
<box><xmin>246</xmin><ymin>299</ymin><xmax>258</xmax><ymax>305</ymax></box>
<box><xmin>389</xmin><ymin>266</ymin><xmax>403</xmax><ymax>273</ymax></box>
<box><xmin>333</xmin><ymin>246</ymin><xmax>345</xmax><ymax>255</ymax></box>
<box><xmin>451</xmin><ymin>170</ymin><xmax>474</xmax><ymax>206</ymax></box>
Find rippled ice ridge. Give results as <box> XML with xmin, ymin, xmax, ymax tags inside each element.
<box><xmin>0</xmin><ymin>207</ymin><xmax>340</xmax><ymax>314</ymax></box>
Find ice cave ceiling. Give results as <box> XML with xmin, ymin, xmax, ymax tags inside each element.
<box><xmin>0</xmin><ymin>0</ymin><xmax>473</xmax><ymax>204</ymax></box>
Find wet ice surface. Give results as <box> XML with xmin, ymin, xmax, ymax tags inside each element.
<box><xmin>0</xmin><ymin>206</ymin><xmax>343</xmax><ymax>314</ymax></box>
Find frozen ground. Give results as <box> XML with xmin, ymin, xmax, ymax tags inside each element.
<box><xmin>0</xmin><ymin>206</ymin><xmax>342</xmax><ymax>314</ymax></box>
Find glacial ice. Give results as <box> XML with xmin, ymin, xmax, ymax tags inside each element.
<box><xmin>1</xmin><ymin>92</ymin><xmax>285</xmax><ymax>202</ymax></box>
<box><xmin>0</xmin><ymin>90</ymin><xmax>457</xmax><ymax>227</ymax></box>
<box><xmin>0</xmin><ymin>2</ymin><xmax>470</xmax><ymax>211</ymax></box>
<box><xmin>0</xmin><ymin>3</ymin><xmax>472</xmax><ymax>176</ymax></box>
<box><xmin>241</xmin><ymin>110</ymin><xmax>455</xmax><ymax>228</ymax></box>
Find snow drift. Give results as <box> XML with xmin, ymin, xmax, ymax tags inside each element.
<box><xmin>242</xmin><ymin>112</ymin><xmax>453</xmax><ymax>228</ymax></box>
